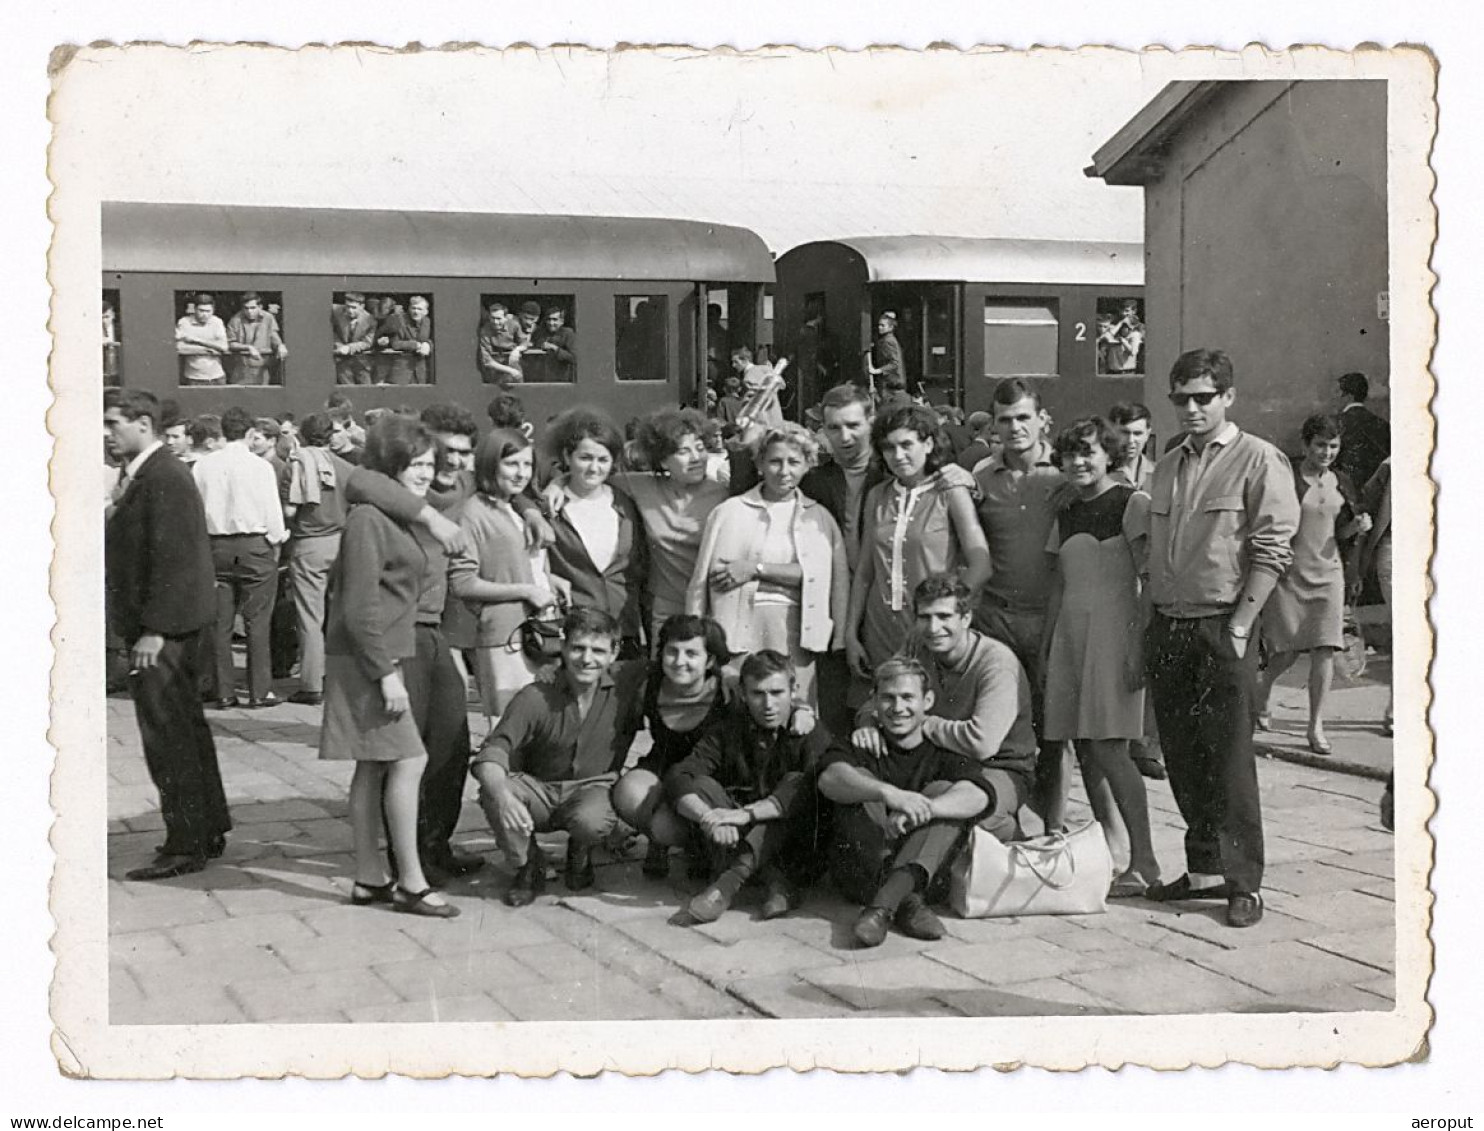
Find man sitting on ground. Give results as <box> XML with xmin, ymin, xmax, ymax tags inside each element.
<box><xmin>471</xmin><ymin>608</ymin><xmax>647</xmax><ymax>907</ymax></box>
<box><xmin>852</xmin><ymin>574</ymin><xmax>1037</xmax><ymax>843</ymax></box>
<box><xmin>665</xmin><ymin>650</ymin><xmax>829</xmax><ymax>924</ymax></box>
<box><xmin>822</xmin><ymin>657</ymin><xmax>1000</xmax><ymax>947</ymax></box>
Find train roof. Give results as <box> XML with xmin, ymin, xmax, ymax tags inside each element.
<box><xmin>778</xmin><ymin>235</ymin><xmax>1143</xmax><ymax>286</ymax></box>
<box><xmin>101</xmin><ymin>202</ymin><xmax>776</xmax><ymax>283</ymax></box>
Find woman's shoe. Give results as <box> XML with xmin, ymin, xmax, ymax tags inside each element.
<box><xmin>394</xmin><ymin>886</ymin><xmax>460</xmax><ymax>918</ymax></box>
<box><xmin>1307</xmin><ymin>732</ymin><xmax>1333</xmax><ymax>756</ymax></box>
<box><xmin>350</xmin><ymin>880</ymin><xmax>396</xmax><ymax>906</ymax></box>
<box><xmin>1254</xmin><ymin>712</ymin><xmax>1273</xmax><ymax>732</ymax></box>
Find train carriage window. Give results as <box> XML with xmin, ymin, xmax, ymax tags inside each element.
<box><xmin>1095</xmin><ymin>297</ymin><xmax>1146</xmax><ymax>376</ymax></box>
<box><xmin>614</xmin><ymin>295</ymin><xmax>669</xmax><ymax>382</ymax></box>
<box><xmin>333</xmin><ymin>291</ymin><xmax>435</xmax><ymax>387</ymax></box>
<box><xmin>174</xmin><ymin>290</ymin><xmax>287</xmax><ymax>388</ymax></box>
<box><xmin>983</xmin><ymin>299</ymin><xmax>1059</xmax><ymax>379</ymax></box>
<box><xmin>478</xmin><ymin>294</ymin><xmax>575</xmax><ymax>385</ymax></box>
<box><xmin>102</xmin><ymin>289</ymin><xmax>121</xmax><ymax>387</ymax></box>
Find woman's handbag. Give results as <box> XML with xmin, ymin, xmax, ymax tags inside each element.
<box><xmin>510</xmin><ymin>610</ymin><xmax>565</xmax><ymax>666</ymax></box>
<box><xmin>949</xmin><ymin>821</ymin><xmax>1112</xmax><ymax>919</ymax></box>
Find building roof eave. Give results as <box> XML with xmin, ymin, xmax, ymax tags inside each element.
<box><xmin>1086</xmin><ymin>81</ymin><xmax>1228</xmax><ymax>186</ymax></box>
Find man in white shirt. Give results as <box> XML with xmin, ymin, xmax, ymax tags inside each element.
<box><xmin>175</xmin><ymin>293</ymin><xmax>230</xmax><ymax>386</ymax></box>
<box><xmin>193</xmin><ymin>406</ymin><xmax>289</xmax><ymax>708</ymax></box>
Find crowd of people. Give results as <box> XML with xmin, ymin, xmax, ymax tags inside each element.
<box><xmin>103</xmin><ymin>348</ymin><xmax>1393</xmax><ymax>943</ymax></box>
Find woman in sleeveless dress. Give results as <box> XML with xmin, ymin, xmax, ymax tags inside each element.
<box><xmin>1041</xmin><ymin>417</ymin><xmax>1160</xmax><ymax>897</ymax></box>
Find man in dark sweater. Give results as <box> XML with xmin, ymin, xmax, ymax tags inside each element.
<box><xmin>822</xmin><ymin>657</ymin><xmax>1000</xmax><ymax>947</ymax></box>
<box><xmin>666</xmin><ymin>650</ymin><xmax>830</xmax><ymax>924</ymax></box>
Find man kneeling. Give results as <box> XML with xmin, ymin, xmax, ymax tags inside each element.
<box><xmin>822</xmin><ymin>658</ymin><xmax>999</xmax><ymax>948</ymax></box>
<box><xmin>472</xmin><ymin>608</ymin><xmax>645</xmax><ymax>907</ymax></box>
<box><xmin>665</xmin><ymin>650</ymin><xmax>829</xmax><ymax>924</ymax></box>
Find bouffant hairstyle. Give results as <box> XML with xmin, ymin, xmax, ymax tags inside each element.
<box><xmin>871</xmin><ymin>403</ymin><xmax>946</xmax><ymax>475</ymax></box>
<box><xmin>751</xmin><ymin>422</ymin><xmax>822</xmax><ymax>470</ymax></box>
<box><xmin>633</xmin><ymin>407</ymin><xmax>709</xmax><ymax>470</ymax></box>
<box><xmin>656</xmin><ymin>614</ymin><xmax>731</xmax><ymax>678</ymax></box>
<box><xmin>1052</xmin><ymin>416</ymin><xmax>1122</xmax><ymax>464</ymax></box>
<box><xmin>473</xmin><ymin>427</ymin><xmax>532</xmax><ymax>496</ymax></box>
<box><xmin>545</xmin><ymin>406</ymin><xmax>624</xmax><ymax>468</ymax></box>
<box><xmin>1301</xmin><ymin>413</ymin><xmax>1342</xmax><ymax>445</ymax></box>
<box><xmin>362</xmin><ymin>415</ymin><xmax>435</xmax><ymax>480</ymax></box>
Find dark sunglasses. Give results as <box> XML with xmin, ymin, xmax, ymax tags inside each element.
<box><xmin>1168</xmin><ymin>391</ymin><xmax>1223</xmax><ymax>408</ymax></box>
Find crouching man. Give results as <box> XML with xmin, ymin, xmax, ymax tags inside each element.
<box><xmin>824</xmin><ymin>657</ymin><xmax>1000</xmax><ymax>948</ymax></box>
<box><xmin>665</xmin><ymin>650</ymin><xmax>830</xmax><ymax>924</ymax></box>
<box><xmin>471</xmin><ymin>608</ymin><xmax>645</xmax><ymax>907</ymax></box>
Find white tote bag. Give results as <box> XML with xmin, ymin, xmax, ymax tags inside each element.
<box><xmin>950</xmin><ymin>821</ymin><xmax>1112</xmax><ymax>919</ymax></box>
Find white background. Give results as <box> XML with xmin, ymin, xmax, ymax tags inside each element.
<box><xmin>3</xmin><ymin>1</ymin><xmax>1474</xmax><ymax>1118</ymax></box>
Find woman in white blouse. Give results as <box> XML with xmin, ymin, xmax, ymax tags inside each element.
<box><xmin>686</xmin><ymin>423</ymin><xmax>848</xmax><ymax>706</ymax></box>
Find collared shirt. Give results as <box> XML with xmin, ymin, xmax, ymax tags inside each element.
<box><xmin>192</xmin><ymin>440</ymin><xmax>289</xmax><ymax>543</ymax></box>
<box><xmin>1110</xmin><ymin>454</ymin><xmax>1153</xmax><ymax>491</ymax></box>
<box><xmin>1147</xmin><ymin>422</ymin><xmax>1300</xmax><ymax>618</ymax></box>
<box><xmin>473</xmin><ymin>661</ymin><xmax>647</xmax><ymax>782</ymax></box>
<box><xmin>665</xmin><ymin>706</ymin><xmax>828</xmax><ymax>816</ymax></box>
<box><xmin>973</xmin><ymin>441</ymin><xmax>1063</xmax><ymax>612</ymax></box>
<box><xmin>122</xmin><ymin>440</ymin><xmax>164</xmax><ymax>483</ymax></box>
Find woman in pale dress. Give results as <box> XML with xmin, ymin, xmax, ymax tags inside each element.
<box><xmin>845</xmin><ymin>404</ymin><xmax>991</xmax><ymax>678</ymax></box>
<box><xmin>1256</xmin><ymin>414</ymin><xmax>1372</xmax><ymax>755</ymax></box>
<box><xmin>1040</xmin><ymin>417</ymin><xmax>1159</xmax><ymax>896</ymax></box>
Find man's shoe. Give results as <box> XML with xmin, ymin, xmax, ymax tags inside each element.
<box><xmin>288</xmin><ymin>690</ymin><xmax>323</xmax><ymax>706</ymax></box>
<box><xmin>126</xmin><ymin>853</ymin><xmax>207</xmax><ymax>882</ymax></box>
<box><xmin>243</xmin><ymin>692</ymin><xmax>282</xmax><ymax>709</ymax></box>
<box><xmin>688</xmin><ymin>883</ymin><xmax>735</xmax><ymax>924</ymax></box>
<box><xmin>642</xmin><ymin>842</ymin><xmax>671</xmax><ymax>879</ymax></box>
<box><xmin>565</xmin><ymin>843</ymin><xmax>596</xmax><ymax>891</ymax></box>
<box><xmin>1143</xmin><ymin>874</ymin><xmax>1233</xmax><ymax>902</ymax></box>
<box><xmin>503</xmin><ymin>856</ymin><xmax>546</xmax><ymax>907</ymax></box>
<box><xmin>1226</xmin><ymin>891</ymin><xmax>1264</xmax><ymax>928</ymax></box>
<box><xmin>894</xmin><ymin>892</ymin><xmax>945</xmax><ymax>940</ymax></box>
<box><xmin>1133</xmin><ymin>756</ymin><xmax>1167</xmax><ymax>781</ymax></box>
<box><xmin>852</xmin><ymin>907</ymin><xmax>891</xmax><ymax>948</ymax></box>
<box><xmin>155</xmin><ymin>834</ymin><xmax>226</xmax><ymax>859</ymax></box>
<box><xmin>758</xmin><ymin>870</ymin><xmax>799</xmax><ymax>921</ymax></box>
<box><xmin>209</xmin><ymin>697</ymin><xmax>241</xmax><ymax>711</ymax></box>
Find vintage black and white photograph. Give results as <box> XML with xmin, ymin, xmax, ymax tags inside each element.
<box><xmin>45</xmin><ymin>43</ymin><xmax>1434</xmax><ymax>1077</ymax></box>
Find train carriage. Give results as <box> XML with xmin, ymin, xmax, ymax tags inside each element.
<box><xmin>101</xmin><ymin>202</ymin><xmax>775</xmax><ymax>425</ymax></box>
<box><xmin>775</xmin><ymin>236</ymin><xmax>1145</xmax><ymax>429</ymax></box>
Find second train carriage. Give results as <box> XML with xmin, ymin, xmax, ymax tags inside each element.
<box><xmin>101</xmin><ymin>201</ymin><xmax>776</xmax><ymax>426</ymax></box>
<box><xmin>775</xmin><ymin>236</ymin><xmax>1146</xmax><ymax>428</ymax></box>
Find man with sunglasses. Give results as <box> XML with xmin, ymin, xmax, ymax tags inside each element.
<box><xmin>1141</xmin><ymin>349</ymin><xmax>1299</xmax><ymax>928</ymax></box>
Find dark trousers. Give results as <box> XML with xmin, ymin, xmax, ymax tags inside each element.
<box><xmin>829</xmin><ymin>796</ymin><xmax>967</xmax><ymax>906</ymax></box>
<box><xmin>680</xmin><ymin>776</ymin><xmax>816</xmax><ymax>883</ymax></box>
<box><xmin>404</xmin><ymin>624</ymin><xmax>472</xmax><ymax>861</ymax></box>
<box><xmin>1146</xmin><ymin>612</ymin><xmax>1265</xmax><ymax>894</ymax></box>
<box><xmin>815</xmin><ymin>650</ymin><xmax>856</xmax><ymax>739</ymax></box>
<box><xmin>210</xmin><ymin>534</ymin><xmax>278</xmax><ymax>700</ymax></box>
<box><xmin>128</xmin><ymin>630</ymin><xmax>232</xmax><ymax>855</ymax></box>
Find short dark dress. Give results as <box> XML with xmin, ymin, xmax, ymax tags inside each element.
<box><xmin>634</xmin><ymin>669</ymin><xmax>734</xmax><ymax>777</ymax></box>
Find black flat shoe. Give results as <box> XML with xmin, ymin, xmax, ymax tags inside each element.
<box><xmin>288</xmin><ymin>690</ymin><xmax>323</xmax><ymax>706</ymax></box>
<box><xmin>1226</xmin><ymin>891</ymin><xmax>1264</xmax><ymax>928</ymax></box>
<box><xmin>243</xmin><ymin>693</ymin><xmax>282</xmax><ymax>709</ymax></box>
<box><xmin>394</xmin><ymin>886</ymin><xmax>460</xmax><ymax>919</ymax></box>
<box><xmin>126</xmin><ymin>853</ymin><xmax>207</xmax><ymax>882</ymax></box>
<box><xmin>687</xmin><ymin>884</ymin><xmax>734</xmax><ymax>924</ymax></box>
<box><xmin>758</xmin><ymin>870</ymin><xmax>799</xmax><ymax>921</ymax></box>
<box><xmin>894</xmin><ymin>892</ymin><xmax>945</xmax><ymax>940</ymax></box>
<box><xmin>852</xmin><ymin>907</ymin><xmax>891</xmax><ymax>949</ymax></box>
<box><xmin>350</xmin><ymin>880</ymin><xmax>396</xmax><ymax>906</ymax></box>
<box><xmin>155</xmin><ymin>834</ymin><xmax>227</xmax><ymax>859</ymax></box>
<box><xmin>503</xmin><ymin>857</ymin><xmax>546</xmax><ymax>908</ymax></box>
<box><xmin>209</xmin><ymin>697</ymin><xmax>241</xmax><ymax>711</ymax></box>
<box><xmin>1143</xmin><ymin>874</ymin><xmax>1234</xmax><ymax>902</ymax></box>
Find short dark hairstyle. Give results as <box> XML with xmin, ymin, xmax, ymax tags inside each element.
<box><xmin>874</xmin><ymin>656</ymin><xmax>931</xmax><ymax>693</ymax></box>
<box><xmin>1301</xmin><ymin>413</ymin><xmax>1342</xmax><ymax>445</ymax></box>
<box><xmin>990</xmin><ymin>377</ymin><xmax>1043</xmax><ymax>413</ymax></box>
<box><xmin>361</xmin><ymin>415</ymin><xmax>435</xmax><ymax>480</ymax></box>
<box><xmin>1053</xmin><ymin>416</ymin><xmax>1122</xmax><ymax>465</ymax></box>
<box><xmin>420</xmin><ymin>402</ymin><xmax>478</xmax><ymax>440</ymax></box>
<box><xmin>486</xmin><ymin>392</ymin><xmax>527</xmax><ymax>430</ymax></box>
<box><xmin>1338</xmin><ymin>372</ymin><xmax>1370</xmax><ymax>402</ymax></box>
<box><xmin>967</xmin><ymin>410</ymin><xmax>991</xmax><ymax>432</ymax></box>
<box><xmin>519</xmin><ymin>301</ymin><xmax>541</xmax><ymax>317</ymax></box>
<box><xmin>1106</xmin><ymin>402</ymin><xmax>1152</xmax><ymax>427</ymax></box>
<box><xmin>474</xmin><ymin>427</ymin><xmax>532</xmax><ymax>495</ymax></box>
<box><xmin>220</xmin><ymin>406</ymin><xmax>254</xmax><ymax>442</ymax></box>
<box><xmin>819</xmin><ymin>383</ymin><xmax>874</xmax><ymax>417</ymax></box>
<box><xmin>634</xmin><ymin>407</ymin><xmax>708</xmax><ymax>469</ymax></box>
<box><xmin>656</xmin><ymin>614</ymin><xmax>731</xmax><ymax>676</ymax></box>
<box><xmin>1169</xmin><ymin>348</ymin><xmax>1235</xmax><ymax>394</ymax></box>
<box><xmin>275</xmin><ymin>410</ymin><xmax>296</xmax><ymax>425</ymax></box>
<box><xmin>325</xmin><ymin>391</ymin><xmax>355</xmax><ymax>413</ymax></box>
<box><xmin>158</xmin><ymin>397</ymin><xmax>183</xmax><ymax>429</ymax></box>
<box><xmin>103</xmin><ymin>389</ymin><xmax>162</xmax><ymax>431</ymax></box>
<box><xmin>545</xmin><ymin>406</ymin><xmax>624</xmax><ymax>467</ymax></box>
<box><xmin>188</xmin><ymin>413</ymin><xmax>222</xmax><ymax>447</ymax></box>
<box><xmin>739</xmin><ymin>649</ymin><xmax>794</xmax><ymax>687</ymax></box>
<box><xmin>299</xmin><ymin>411</ymin><xmax>334</xmax><ymax>449</ymax></box>
<box><xmin>342</xmin><ymin>291</ymin><xmax>365</xmax><ymax>304</ymax></box>
<box><xmin>563</xmin><ymin>606</ymin><xmax>620</xmax><ymax>647</ymax></box>
<box><xmin>544</xmin><ymin>306</ymin><xmax>566</xmax><ymax>320</ymax></box>
<box><xmin>912</xmin><ymin>573</ymin><xmax>974</xmax><ymax>616</ymax></box>
<box><xmin>487</xmin><ymin>299</ymin><xmax>508</xmax><ymax>314</ymax></box>
<box><xmin>193</xmin><ymin>292</ymin><xmax>215</xmax><ymax>307</ymax></box>
<box><xmin>240</xmin><ymin>290</ymin><xmax>262</xmax><ymax>305</ymax></box>
<box><xmin>252</xmin><ymin>416</ymin><xmax>281</xmax><ymax>440</ymax></box>
<box><xmin>871</xmin><ymin>403</ymin><xmax>945</xmax><ymax>475</ymax></box>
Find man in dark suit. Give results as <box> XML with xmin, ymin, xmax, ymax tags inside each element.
<box><xmin>1336</xmin><ymin>371</ymin><xmax>1391</xmax><ymax>490</ymax></box>
<box><xmin>104</xmin><ymin>389</ymin><xmax>232</xmax><ymax>880</ymax></box>
<box><xmin>331</xmin><ymin>292</ymin><xmax>377</xmax><ymax>385</ymax></box>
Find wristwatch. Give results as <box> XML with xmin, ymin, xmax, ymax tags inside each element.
<box><xmin>1227</xmin><ymin>623</ymin><xmax>1250</xmax><ymax>639</ymax></box>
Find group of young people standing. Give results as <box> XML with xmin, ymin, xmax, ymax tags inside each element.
<box><xmin>110</xmin><ymin>343</ymin><xmax>1355</xmax><ymax>940</ymax></box>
